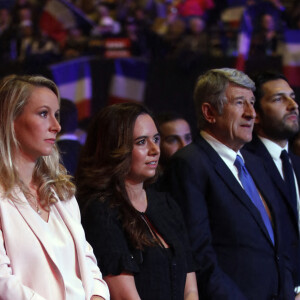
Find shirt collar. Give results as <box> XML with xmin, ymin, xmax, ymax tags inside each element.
<box><xmin>201</xmin><ymin>130</ymin><xmax>243</xmax><ymax>165</ymax></box>
<box><xmin>258</xmin><ymin>135</ymin><xmax>288</xmax><ymax>161</ymax></box>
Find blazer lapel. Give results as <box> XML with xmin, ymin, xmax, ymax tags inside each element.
<box><xmin>54</xmin><ymin>197</ymin><xmax>90</xmax><ymax>294</ymax></box>
<box><xmin>246</xmin><ymin>136</ymin><xmax>298</xmax><ymax>222</ymax></box>
<box><xmin>12</xmin><ymin>189</ymin><xmax>62</xmax><ymax>268</ymax></box>
<box><xmin>197</xmin><ymin>137</ymin><xmax>275</xmax><ymax>246</ymax></box>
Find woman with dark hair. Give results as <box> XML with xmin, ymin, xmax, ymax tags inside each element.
<box><xmin>76</xmin><ymin>103</ymin><xmax>198</xmax><ymax>300</ymax></box>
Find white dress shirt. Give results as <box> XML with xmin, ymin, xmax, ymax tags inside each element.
<box><xmin>201</xmin><ymin>130</ymin><xmax>244</xmax><ymax>186</ymax></box>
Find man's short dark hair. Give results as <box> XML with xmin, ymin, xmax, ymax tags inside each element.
<box><xmin>251</xmin><ymin>71</ymin><xmax>288</xmax><ymax>111</ymax></box>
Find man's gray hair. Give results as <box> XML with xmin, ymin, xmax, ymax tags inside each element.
<box><xmin>193</xmin><ymin>68</ymin><xmax>255</xmax><ymax>129</ymax></box>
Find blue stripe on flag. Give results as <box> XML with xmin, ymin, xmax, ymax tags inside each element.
<box><xmin>284</xmin><ymin>30</ymin><xmax>300</xmax><ymax>44</ymax></box>
<box><xmin>50</xmin><ymin>57</ymin><xmax>91</xmax><ymax>84</ymax></box>
<box><xmin>114</xmin><ymin>58</ymin><xmax>148</xmax><ymax>81</ymax></box>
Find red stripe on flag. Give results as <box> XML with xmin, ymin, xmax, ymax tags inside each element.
<box><xmin>235</xmin><ymin>54</ymin><xmax>246</xmax><ymax>72</ymax></box>
<box><xmin>76</xmin><ymin>99</ymin><xmax>90</xmax><ymax>120</ymax></box>
<box><xmin>39</xmin><ymin>11</ymin><xmax>67</xmax><ymax>45</ymax></box>
<box><xmin>283</xmin><ymin>66</ymin><xmax>300</xmax><ymax>87</ymax></box>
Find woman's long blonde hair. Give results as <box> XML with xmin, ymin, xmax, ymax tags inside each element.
<box><xmin>0</xmin><ymin>74</ymin><xmax>75</xmax><ymax>205</ymax></box>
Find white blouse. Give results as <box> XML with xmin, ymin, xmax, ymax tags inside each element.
<box><xmin>39</xmin><ymin>205</ymin><xmax>86</xmax><ymax>300</ymax></box>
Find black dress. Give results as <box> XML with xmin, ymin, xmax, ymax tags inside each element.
<box><xmin>80</xmin><ymin>188</ymin><xmax>196</xmax><ymax>300</ymax></box>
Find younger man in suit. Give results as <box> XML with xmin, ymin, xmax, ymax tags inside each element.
<box><xmin>156</xmin><ymin>111</ymin><xmax>193</xmax><ymax>170</ymax></box>
<box><xmin>244</xmin><ymin>71</ymin><xmax>300</xmax><ymax>296</ymax></box>
<box><xmin>162</xmin><ymin>68</ymin><xmax>294</xmax><ymax>299</ymax></box>
<box><xmin>57</xmin><ymin>98</ymin><xmax>82</xmax><ymax>176</ymax></box>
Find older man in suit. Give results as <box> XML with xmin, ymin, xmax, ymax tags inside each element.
<box><xmin>162</xmin><ymin>68</ymin><xmax>294</xmax><ymax>299</ymax></box>
<box><xmin>244</xmin><ymin>71</ymin><xmax>300</xmax><ymax>297</ymax></box>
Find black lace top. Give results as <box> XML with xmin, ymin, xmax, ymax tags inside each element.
<box><xmin>80</xmin><ymin>188</ymin><xmax>196</xmax><ymax>300</ymax></box>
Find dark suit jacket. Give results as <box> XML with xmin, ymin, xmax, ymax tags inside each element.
<box><xmin>244</xmin><ymin>134</ymin><xmax>300</xmax><ymax>286</ymax></box>
<box><xmin>57</xmin><ymin>139</ymin><xmax>82</xmax><ymax>176</ymax></box>
<box><xmin>161</xmin><ymin>135</ymin><xmax>294</xmax><ymax>300</ymax></box>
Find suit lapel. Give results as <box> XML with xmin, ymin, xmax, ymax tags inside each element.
<box><xmin>246</xmin><ymin>136</ymin><xmax>298</xmax><ymax>222</ymax></box>
<box><xmin>14</xmin><ymin>189</ymin><xmax>86</xmax><ymax>290</ymax></box>
<box><xmin>54</xmin><ymin>197</ymin><xmax>89</xmax><ymax>294</ymax></box>
<box><xmin>12</xmin><ymin>189</ymin><xmax>62</xmax><ymax>269</ymax></box>
<box><xmin>196</xmin><ymin>136</ymin><xmax>275</xmax><ymax>246</ymax></box>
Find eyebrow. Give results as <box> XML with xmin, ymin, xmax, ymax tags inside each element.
<box><xmin>37</xmin><ymin>105</ymin><xmax>59</xmax><ymax>111</ymax></box>
<box><xmin>134</xmin><ymin>132</ymin><xmax>160</xmax><ymax>141</ymax></box>
<box><xmin>165</xmin><ymin>132</ymin><xmax>191</xmax><ymax>137</ymax></box>
<box><xmin>271</xmin><ymin>92</ymin><xmax>295</xmax><ymax>97</ymax></box>
<box><xmin>232</xmin><ymin>96</ymin><xmax>255</xmax><ymax>102</ymax></box>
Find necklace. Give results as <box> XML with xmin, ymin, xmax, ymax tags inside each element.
<box><xmin>27</xmin><ymin>193</ymin><xmax>42</xmax><ymax>215</ymax></box>
<box><xmin>33</xmin><ymin>195</ymin><xmax>42</xmax><ymax>215</ymax></box>
<box><xmin>35</xmin><ymin>202</ymin><xmax>41</xmax><ymax>215</ymax></box>
<box><xmin>27</xmin><ymin>183</ymin><xmax>42</xmax><ymax>215</ymax></box>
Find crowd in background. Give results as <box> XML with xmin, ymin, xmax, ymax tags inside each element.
<box><xmin>1</xmin><ymin>0</ymin><xmax>300</xmax><ymax>66</ymax></box>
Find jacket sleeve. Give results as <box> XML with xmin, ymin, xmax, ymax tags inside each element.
<box><xmin>66</xmin><ymin>196</ymin><xmax>110</xmax><ymax>300</ymax></box>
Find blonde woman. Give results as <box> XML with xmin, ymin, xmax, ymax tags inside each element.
<box><xmin>0</xmin><ymin>74</ymin><xmax>109</xmax><ymax>300</ymax></box>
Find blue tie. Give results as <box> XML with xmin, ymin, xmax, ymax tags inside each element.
<box><xmin>234</xmin><ymin>155</ymin><xmax>274</xmax><ymax>244</ymax></box>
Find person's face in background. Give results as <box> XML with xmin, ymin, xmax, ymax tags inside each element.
<box><xmin>159</xmin><ymin>119</ymin><xmax>192</xmax><ymax>160</ymax></box>
<box><xmin>255</xmin><ymin>79</ymin><xmax>299</xmax><ymax>146</ymax></box>
<box><xmin>126</xmin><ymin>114</ymin><xmax>160</xmax><ymax>184</ymax></box>
<box><xmin>261</xmin><ymin>14</ymin><xmax>275</xmax><ymax>31</ymax></box>
<box><xmin>14</xmin><ymin>87</ymin><xmax>61</xmax><ymax>162</ymax></box>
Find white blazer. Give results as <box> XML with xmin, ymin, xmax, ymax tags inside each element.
<box><xmin>0</xmin><ymin>188</ymin><xmax>110</xmax><ymax>300</ymax></box>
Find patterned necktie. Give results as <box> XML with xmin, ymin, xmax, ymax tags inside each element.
<box><xmin>234</xmin><ymin>155</ymin><xmax>274</xmax><ymax>244</ymax></box>
<box><xmin>280</xmin><ymin>150</ymin><xmax>297</xmax><ymax>206</ymax></box>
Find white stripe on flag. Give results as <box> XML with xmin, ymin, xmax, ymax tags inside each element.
<box><xmin>283</xmin><ymin>44</ymin><xmax>300</xmax><ymax>66</ymax></box>
<box><xmin>109</xmin><ymin>75</ymin><xmax>145</xmax><ymax>102</ymax></box>
<box><xmin>45</xmin><ymin>0</ymin><xmax>76</xmax><ymax>29</ymax></box>
<box><xmin>58</xmin><ymin>77</ymin><xmax>92</xmax><ymax>104</ymax></box>
<box><xmin>237</xmin><ymin>32</ymin><xmax>251</xmax><ymax>56</ymax></box>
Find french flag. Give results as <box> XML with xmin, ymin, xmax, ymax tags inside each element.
<box><xmin>283</xmin><ymin>30</ymin><xmax>300</xmax><ymax>87</ymax></box>
<box><xmin>235</xmin><ymin>7</ymin><xmax>253</xmax><ymax>71</ymax></box>
<box><xmin>50</xmin><ymin>56</ymin><xmax>92</xmax><ymax>120</ymax></box>
<box><xmin>109</xmin><ymin>58</ymin><xmax>149</xmax><ymax>104</ymax></box>
<box><xmin>39</xmin><ymin>0</ymin><xmax>93</xmax><ymax>46</ymax></box>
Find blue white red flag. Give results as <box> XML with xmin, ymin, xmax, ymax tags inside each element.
<box><xmin>39</xmin><ymin>0</ymin><xmax>93</xmax><ymax>46</ymax></box>
<box><xmin>283</xmin><ymin>30</ymin><xmax>300</xmax><ymax>87</ymax></box>
<box><xmin>109</xmin><ymin>58</ymin><xmax>149</xmax><ymax>104</ymax></box>
<box><xmin>50</xmin><ymin>56</ymin><xmax>92</xmax><ymax>120</ymax></box>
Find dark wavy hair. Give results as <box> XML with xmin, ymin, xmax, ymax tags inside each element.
<box><xmin>76</xmin><ymin>102</ymin><xmax>158</xmax><ymax>249</ymax></box>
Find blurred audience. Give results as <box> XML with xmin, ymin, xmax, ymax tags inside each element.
<box><xmin>291</xmin><ymin>131</ymin><xmax>300</xmax><ymax>157</ymax></box>
<box><xmin>249</xmin><ymin>13</ymin><xmax>282</xmax><ymax>57</ymax></box>
<box><xmin>174</xmin><ymin>16</ymin><xmax>209</xmax><ymax>61</ymax></box>
<box><xmin>0</xmin><ymin>0</ymin><xmax>299</xmax><ymax>62</ymax></box>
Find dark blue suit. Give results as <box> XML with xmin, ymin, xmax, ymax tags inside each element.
<box><xmin>162</xmin><ymin>135</ymin><xmax>294</xmax><ymax>299</ymax></box>
<box><xmin>244</xmin><ymin>134</ymin><xmax>300</xmax><ymax>287</ymax></box>
<box><xmin>57</xmin><ymin>139</ymin><xmax>82</xmax><ymax>176</ymax></box>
